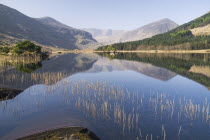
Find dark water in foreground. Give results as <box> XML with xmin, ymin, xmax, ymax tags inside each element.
<box><xmin>0</xmin><ymin>53</ymin><xmax>210</xmax><ymax>140</ymax></box>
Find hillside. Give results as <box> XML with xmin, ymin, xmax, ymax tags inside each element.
<box><xmin>84</xmin><ymin>19</ymin><xmax>178</xmax><ymax>45</ymax></box>
<box><xmin>98</xmin><ymin>12</ymin><xmax>210</xmax><ymax>51</ymax></box>
<box><xmin>190</xmin><ymin>24</ymin><xmax>210</xmax><ymax>36</ymax></box>
<box><xmin>0</xmin><ymin>4</ymin><xmax>99</xmax><ymax>50</ymax></box>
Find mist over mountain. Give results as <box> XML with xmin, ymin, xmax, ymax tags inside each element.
<box><xmin>82</xmin><ymin>28</ymin><xmax>125</xmax><ymax>37</ymax></box>
<box><xmin>0</xmin><ymin>4</ymin><xmax>99</xmax><ymax>50</ymax></box>
<box><xmin>83</xmin><ymin>19</ymin><xmax>178</xmax><ymax>45</ymax></box>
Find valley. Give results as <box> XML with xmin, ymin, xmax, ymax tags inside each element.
<box><xmin>0</xmin><ymin>2</ymin><xmax>210</xmax><ymax>140</ymax></box>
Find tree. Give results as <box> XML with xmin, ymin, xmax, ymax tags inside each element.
<box><xmin>106</xmin><ymin>45</ymin><xmax>116</xmax><ymax>51</ymax></box>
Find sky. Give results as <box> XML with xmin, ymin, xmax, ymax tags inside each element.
<box><xmin>0</xmin><ymin>0</ymin><xmax>209</xmax><ymax>30</ymax></box>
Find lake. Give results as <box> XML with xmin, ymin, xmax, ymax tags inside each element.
<box><xmin>0</xmin><ymin>53</ymin><xmax>210</xmax><ymax>140</ymax></box>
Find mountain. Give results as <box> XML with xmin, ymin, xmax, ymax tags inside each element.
<box><xmin>82</xmin><ymin>28</ymin><xmax>126</xmax><ymax>45</ymax></box>
<box><xmin>84</xmin><ymin>19</ymin><xmax>178</xmax><ymax>45</ymax></box>
<box><xmin>98</xmin><ymin>12</ymin><xmax>210</xmax><ymax>51</ymax></box>
<box><xmin>119</xmin><ymin>18</ymin><xmax>178</xmax><ymax>42</ymax></box>
<box><xmin>0</xmin><ymin>4</ymin><xmax>99</xmax><ymax>50</ymax></box>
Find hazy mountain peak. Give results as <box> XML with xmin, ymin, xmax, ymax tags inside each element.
<box><xmin>160</xmin><ymin>18</ymin><xmax>178</xmax><ymax>25</ymax></box>
<box><xmin>85</xmin><ymin>19</ymin><xmax>178</xmax><ymax>45</ymax></box>
<box><xmin>140</xmin><ymin>18</ymin><xmax>178</xmax><ymax>28</ymax></box>
<box><xmin>121</xmin><ymin>19</ymin><xmax>178</xmax><ymax>42</ymax></box>
<box><xmin>159</xmin><ymin>18</ymin><xmax>175</xmax><ymax>22</ymax></box>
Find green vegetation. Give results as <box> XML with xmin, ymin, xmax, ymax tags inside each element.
<box><xmin>12</xmin><ymin>41</ymin><xmax>42</xmax><ymax>55</ymax></box>
<box><xmin>179</xmin><ymin>14</ymin><xmax>210</xmax><ymax>30</ymax></box>
<box><xmin>97</xmin><ymin>12</ymin><xmax>210</xmax><ymax>51</ymax></box>
<box><xmin>0</xmin><ymin>46</ymin><xmax>10</xmax><ymax>54</ymax></box>
<box><xmin>170</xmin><ymin>30</ymin><xmax>192</xmax><ymax>37</ymax></box>
<box><xmin>106</xmin><ymin>45</ymin><xmax>116</xmax><ymax>51</ymax></box>
<box><xmin>0</xmin><ymin>41</ymin><xmax>42</xmax><ymax>55</ymax></box>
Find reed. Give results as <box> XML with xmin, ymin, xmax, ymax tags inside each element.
<box><xmin>0</xmin><ymin>80</ymin><xmax>210</xmax><ymax>139</ymax></box>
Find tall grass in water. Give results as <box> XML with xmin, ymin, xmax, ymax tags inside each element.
<box><xmin>0</xmin><ymin>80</ymin><xmax>210</xmax><ymax>139</ymax></box>
<box><xmin>0</xmin><ymin>55</ymin><xmax>42</xmax><ymax>64</ymax></box>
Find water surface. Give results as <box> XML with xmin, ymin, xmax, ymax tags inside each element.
<box><xmin>0</xmin><ymin>53</ymin><xmax>210</xmax><ymax>140</ymax></box>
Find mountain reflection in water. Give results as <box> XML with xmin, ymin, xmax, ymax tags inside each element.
<box><xmin>0</xmin><ymin>53</ymin><xmax>210</xmax><ymax>140</ymax></box>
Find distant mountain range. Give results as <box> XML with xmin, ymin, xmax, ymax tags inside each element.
<box><xmin>98</xmin><ymin>12</ymin><xmax>210</xmax><ymax>51</ymax></box>
<box><xmin>83</xmin><ymin>19</ymin><xmax>178</xmax><ymax>45</ymax></box>
<box><xmin>2</xmin><ymin>3</ymin><xmax>209</xmax><ymax>51</ymax></box>
<box><xmin>0</xmin><ymin>4</ymin><xmax>99</xmax><ymax>50</ymax></box>
<box><xmin>82</xmin><ymin>28</ymin><xmax>125</xmax><ymax>45</ymax></box>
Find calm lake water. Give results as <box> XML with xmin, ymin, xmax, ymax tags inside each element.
<box><xmin>0</xmin><ymin>53</ymin><xmax>210</xmax><ymax>140</ymax></box>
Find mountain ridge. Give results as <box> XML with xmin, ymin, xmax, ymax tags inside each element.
<box><xmin>0</xmin><ymin>4</ymin><xmax>99</xmax><ymax>50</ymax></box>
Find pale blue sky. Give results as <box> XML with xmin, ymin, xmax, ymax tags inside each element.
<box><xmin>0</xmin><ymin>0</ymin><xmax>209</xmax><ymax>30</ymax></box>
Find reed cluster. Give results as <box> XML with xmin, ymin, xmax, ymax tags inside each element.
<box><xmin>0</xmin><ymin>80</ymin><xmax>209</xmax><ymax>140</ymax></box>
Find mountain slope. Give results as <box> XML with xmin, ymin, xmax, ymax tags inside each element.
<box><xmin>98</xmin><ymin>12</ymin><xmax>210</xmax><ymax>51</ymax></box>
<box><xmin>119</xmin><ymin>18</ymin><xmax>178</xmax><ymax>42</ymax></box>
<box><xmin>0</xmin><ymin>4</ymin><xmax>98</xmax><ymax>50</ymax></box>
<box><xmin>84</xmin><ymin>19</ymin><xmax>178</xmax><ymax>45</ymax></box>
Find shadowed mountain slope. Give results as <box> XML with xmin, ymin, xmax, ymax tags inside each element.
<box><xmin>0</xmin><ymin>4</ymin><xmax>99</xmax><ymax>50</ymax></box>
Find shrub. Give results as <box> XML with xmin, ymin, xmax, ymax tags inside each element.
<box><xmin>13</xmin><ymin>41</ymin><xmax>41</xmax><ymax>54</ymax></box>
<box><xmin>0</xmin><ymin>47</ymin><xmax>10</xmax><ymax>54</ymax></box>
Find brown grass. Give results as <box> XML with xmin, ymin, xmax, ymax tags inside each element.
<box><xmin>190</xmin><ymin>24</ymin><xmax>210</xmax><ymax>36</ymax></box>
<box><xmin>189</xmin><ymin>65</ymin><xmax>210</xmax><ymax>78</ymax></box>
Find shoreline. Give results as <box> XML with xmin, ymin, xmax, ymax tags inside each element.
<box><xmin>51</xmin><ymin>49</ymin><xmax>210</xmax><ymax>54</ymax></box>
